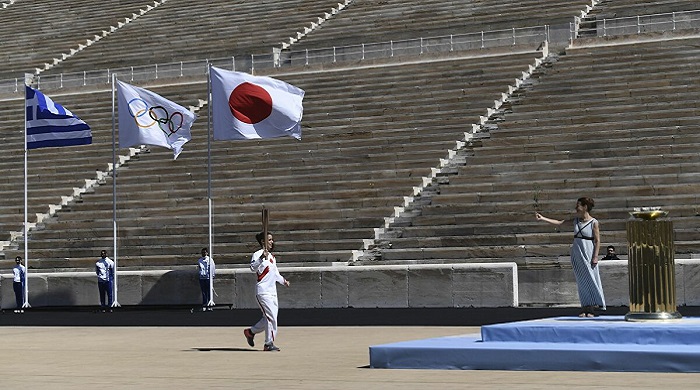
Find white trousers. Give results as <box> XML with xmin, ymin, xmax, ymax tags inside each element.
<box><xmin>251</xmin><ymin>293</ymin><xmax>279</xmax><ymax>345</ymax></box>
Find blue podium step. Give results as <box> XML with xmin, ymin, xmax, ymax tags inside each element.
<box><xmin>482</xmin><ymin>315</ymin><xmax>700</xmax><ymax>345</ymax></box>
<box><xmin>369</xmin><ymin>316</ymin><xmax>700</xmax><ymax>372</ymax></box>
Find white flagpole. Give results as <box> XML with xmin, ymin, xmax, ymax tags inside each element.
<box><xmin>111</xmin><ymin>73</ymin><xmax>120</xmax><ymax>307</ymax></box>
<box><xmin>22</xmin><ymin>77</ymin><xmax>30</xmax><ymax>309</ymax></box>
<box><xmin>207</xmin><ymin>64</ymin><xmax>215</xmax><ymax>307</ymax></box>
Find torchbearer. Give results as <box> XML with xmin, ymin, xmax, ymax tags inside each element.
<box><xmin>244</xmin><ymin>209</ymin><xmax>290</xmax><ymax>352</ymax></box>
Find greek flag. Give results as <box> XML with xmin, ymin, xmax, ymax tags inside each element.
<box><xmin>25</xmin><ymin>86</ymin><xmax>92</xmax><ymax>149</ymax></box>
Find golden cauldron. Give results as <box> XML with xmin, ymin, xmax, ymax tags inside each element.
<box><xmin>625</xmin><ymin>208</ymin><xmax>681</xmax><ymax>321</ymax></box>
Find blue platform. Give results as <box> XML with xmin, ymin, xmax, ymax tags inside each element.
<box><xmin>369</xmin><ymin>316</ymin><xmax>700</xmax><ymax>372</ymax></box>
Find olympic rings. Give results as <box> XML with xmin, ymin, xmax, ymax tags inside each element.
<box><xmin>127</xmin><ymin>98</ymin><xmax>185</xmax><ymax>136</ymax></box>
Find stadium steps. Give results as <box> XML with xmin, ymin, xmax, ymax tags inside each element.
<box><xmin>293</xmin><ymin>0</ymin><xmax>582</xmax><ymax>50</ymax></box>
<box><xmin>38</xmin><ymin>0</ymin><xmax>349</xmax><ymax>76</ymax></box>
<box><xmin>584</xmin><ymin>0</ymin><xmax>700</xmax><ymax>22</ymax></box>
<box><xmin>361</xmin><ymin>36</ymin><xmax>700</xmax><ymax>264</ymax></box>
<box><xmin>7</xmin><ymin>51</ymin><xmax>542</xmax><ymax>269</ymax></box>
<box><xmin>0</xmin><ymin>0</ymin><xmax>149</xmax><ymax>78</ymax></box>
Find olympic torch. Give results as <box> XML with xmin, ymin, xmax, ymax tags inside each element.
<box><xmin>262</xmin><ymin>207</ymin><xmax>269</xmax><ymax>256</ymax></box>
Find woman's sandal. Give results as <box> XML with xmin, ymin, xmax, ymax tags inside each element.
<box><xmin>585</xmin><ymin>306</ymin><xmax>598</xmax><ymax>317</ymax></box>
<box><xmin>579</xmin><ymin>306</ymin><xmax>596</xmax><ymax>317</ymax></box>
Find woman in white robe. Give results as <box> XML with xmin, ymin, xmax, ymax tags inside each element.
<box><xmin>536</xmin><ymin>196</ymin><xmax>606</xmax><ymax>317</ymax></box>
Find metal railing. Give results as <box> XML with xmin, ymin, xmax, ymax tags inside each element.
<box><xmin>572</xmin><ymin>9</ymin><xmax>700</xmax><ymax>40</ymax></box>
<box><xmin>0</xmin><ymin>25</ymin><xmax>549</xmax><ymax>94</ymax></box>
<box><xmin>288</xmin><ymin>26</ymin><xmax>548</xmax><ymax>67</ymax></box>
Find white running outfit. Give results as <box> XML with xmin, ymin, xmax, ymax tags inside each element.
<box><xmin>249</xmin><ymin>249</ymin><xmax>286</xmax><ymax>345</ymax></box>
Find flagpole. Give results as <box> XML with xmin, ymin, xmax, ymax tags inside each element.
<box><xmin>207</xmin><ymin>64</ymin><xmax>215</xmax><ymax>307</ymax></box>
<box><xmin>111</xmin><ymin>73</ymin><xmax>120</xmax><ymax>308</ymax></box>
<box><xmin>22</xmin><ymin>78</ymin><xmax>30</xmax><ymax>309</ymax></box>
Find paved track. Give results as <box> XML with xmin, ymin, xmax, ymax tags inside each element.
<box><xmin>2</xmin><ymin>324</ymin><xmax>700</xmax><ymax>389</ymax></box>
<box><xmin>3</xmin><ymin>307</ymin><xmax>700</xmax><ymax>388</ymax></box>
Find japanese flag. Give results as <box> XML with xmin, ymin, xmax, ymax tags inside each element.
<box><xmin>210</xmin><ymin>66</ymin><xmax>304</xmax><ymax>141</ymax></box>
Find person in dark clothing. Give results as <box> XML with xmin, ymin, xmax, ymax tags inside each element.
<box><xmin>602</xmin><ymin>245</ymin><xmax>620</xmax><ymax>260</ymax></box>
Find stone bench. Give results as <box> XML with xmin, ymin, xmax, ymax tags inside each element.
<box><xmin>0</xmin><ymin>262</ymin><xmax>519</xmax><ymax>308</ymax></box>
<box><xmin>10</xmin><ymin>258</ymin><xmax>700</xmax><ymax>309</ymax></box>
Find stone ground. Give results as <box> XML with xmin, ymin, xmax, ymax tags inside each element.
<box><xmin>2</xmin><ymin>324</ymin><xmax>700</xmax><ymax>389</ymax></box>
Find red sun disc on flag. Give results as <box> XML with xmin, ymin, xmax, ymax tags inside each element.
<box><xmin>228</xmin><ymin>82</ymin><xmax>273</xmax><ymax>124</ymax></box>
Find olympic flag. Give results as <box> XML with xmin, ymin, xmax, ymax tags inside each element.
<box><xmin>117</xmin><ymin>80</ymin><xmax>196</xmax><ymax>159</ymax></box>
<box><xmin>25</xmin><ymin>86</ymin><xmax>92</xmax><ymax>149</ymax></box>
<box><xmin>210</xmin><ymin>66</ymin><xmax>304</xmax><ymax>140</ymax></box>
